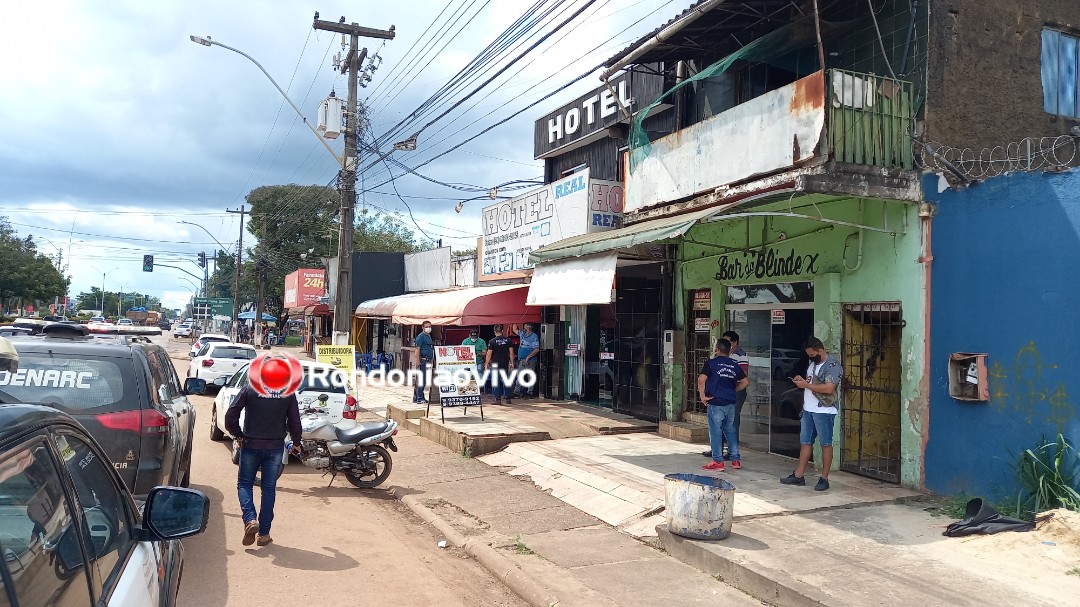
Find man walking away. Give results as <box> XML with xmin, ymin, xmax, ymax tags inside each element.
<box><xmin>413</xmin><ymin>321</ymin><xmax>434</xmax><ymax>404</ymax></box>
<box><xmin>485</xmin><ymin>325</ymin><xmax>516</xmax><ymax>404</ymax></box>
<box><xmin>703</xmin><ymin>331</ymin><xmax>750</xmax><ymax>459</ymax></box>
<box><xmin>226</xmin><ymin>384</ymin><xmax>303</xmax><ymax>547</ymax></box>
<box><xmin>462</xmin><ymin>329</ymin><xmax>487</xmax><ymax>394</ymax></box>
<box><xmin>780</xmin><ymin>336</ymin><xmax>842</xmax><ymax>491</ymax></box>
<box><xmin>514</xmin><ymin>324</ymin><xmax>540</xmax><ymax>399</ymax></box>
<box><xmin>699</xmin><ymin>339</ymin><xmax>749</xmax><ymax>472</ymax></box>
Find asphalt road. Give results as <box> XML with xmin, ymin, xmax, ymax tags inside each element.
<box><xmin>158</xmin><ymin>335</ymin><xmax>526</xmax><ymax>607</ymax></box>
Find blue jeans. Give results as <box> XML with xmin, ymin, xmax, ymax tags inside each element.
<box><xmin>708</xmin><ymin>403</ymin><xmax>740</xmax><ymax>462</ymax></box>
<box><xmin>414</xmin><ymin>358</ymin><xmax>430</xmax><ymax>402</ymax></box>
<box><xmin>475</xmin><ymin>360</ymin><xmax>490</xmax><ymax>394</ymax></box>
<box><xmin>237</xmin><ymin>447</ymin><xmax>283</xmax><ymax>536</ymax></box>
<box><xmin>722</xmin><ymin>390</ymin><xmax>747</xmax><ymax>456</ymax></box>
<box><xmin>800</xmin><ymin>412</ymin><xmax>837</xmax><ymax>446</ymax></box>
<box><xmin>490</xmin><ymin>363</ymin><xmax>511</xmax><ymax>400</ymax></box>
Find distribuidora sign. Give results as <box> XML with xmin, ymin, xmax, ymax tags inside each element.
<box><xmin>480</xmin><ymin>168</ymin><xmax>625</xmax><ymax>276</ymax></box>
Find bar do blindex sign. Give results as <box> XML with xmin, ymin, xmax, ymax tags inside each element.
<box><xmin>481</xmin><ymin>168</ymin><xmax>625</xmax><ymax>276</ymax></box>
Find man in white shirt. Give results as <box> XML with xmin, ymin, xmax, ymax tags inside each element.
<box><xmin>780</xmin><ymin>336</ymin><xmax>842</xmax><ymax>491</ymax></box>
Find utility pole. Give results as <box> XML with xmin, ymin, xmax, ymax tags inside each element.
<box><xmin>255</xmin><ymin>222</ymin><xmax>267</xmax><ymax>348</ymax></box>
<box><xmin>313</xmin><ymin>12</ymin><xmax>395</xmax><ymax>344</ymax></box>
<box><xmin>227</xmin><ymin>205</ymin><xmax>247</xmax><ymax>341</ymax></box>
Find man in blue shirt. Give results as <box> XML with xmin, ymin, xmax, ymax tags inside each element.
<box><xmin>514</xmin><ymin>324</ymin><xmax>540</xmax><ymax>398</ymax></box>
<box><xmin>698</xmin><ymin>338</ymin><xmax>750</xmax><ymax>472</ymax></box>
<box><xmin>413</xmin><ymin>320</ymin><xmax>435</xmax><ymax>403</ymax></box>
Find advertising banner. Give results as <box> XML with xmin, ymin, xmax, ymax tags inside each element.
<box><xmin>316</xmin><ymin>344</ymin><xmax>356</xmax><ymax>394</ymax></box>
<box><xmin>284</xmin><ymin>268</ymin><xmax>327</xmax><ymax>308</ymax></box>
<box><xmin>481</xmin><ymin>168</ymin><xmax>625</xmax><ymax>277</ymax></box>
<box><xmin>435</xmin><ymin>345</ymin><xmax>481</xmax><ymax>408</ymax></box>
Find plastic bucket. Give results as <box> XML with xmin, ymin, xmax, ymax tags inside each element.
<box><xmin>663</xmin><ymin>473</ymin><xmax>736</xmax><ymax>540</ymax></box>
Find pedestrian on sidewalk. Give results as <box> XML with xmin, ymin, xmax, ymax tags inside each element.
<box><xmin>225</xmin><ymin>384</ymin><xmax>303</xmax><ymax>547</ymax></box>
<box><xmin>781</xmin><ymin>336</ymin><xmax>842</xmax><ymax>491</ymax></box>
<box><xmin>413</xmin><ymin>321</ymin><xmax>435</xmax><ymax>404</ymax></box>
<box><xmin>703</xmin><ymin>331</ymin><xmax>749</xmax><ymax>460</ymax></box>
<box><xmin>485</xmin><ymin>324</ymin><xmax>516</xmax><ymax>405</ymax></box>
<box><xmin>513</xmin><ymin>323</ymin><xmax>539</xmax><ymax>399</ymax></box>
<box><xmin>462</xmin><ymin>329</ymin><xmax>488</xmax><ymax>394</ymax></box>
<box><xmin>699</xmin><ymin>338</ymin><xmax>749</xmax><ymax>472</ymax></box>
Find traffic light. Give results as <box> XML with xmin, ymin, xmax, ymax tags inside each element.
<box><xmin>142</xmin><ymin>255</ymin><xmax>154</xmax><ymax>272</ymax></box>
<box><xmin>197</xmin><ymin>252</ymin><xmax>206</xmax><ymax>268</ymax></box>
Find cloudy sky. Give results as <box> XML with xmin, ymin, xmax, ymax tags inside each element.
<box><xmin>0</xmin><ymin>0</ymin><xmax>692</xmax><ymax>311</ymax></box>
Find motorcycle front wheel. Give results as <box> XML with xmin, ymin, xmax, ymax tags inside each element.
<box><xmin>344</xmin><ymin>444</ymin><xmax>393</xmax><ymax>489</ymax></box>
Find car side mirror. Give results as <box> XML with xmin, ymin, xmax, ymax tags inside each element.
<box><xmin>141</xmin><ymin>487</ymin><xmax>210</xmax><ymax>540</ymax></box>
<box><xmin>213</xmin><ymin>376</ymin><xmax>228</xmax><ymax>386</ymax></box>
<box><xmin>184</xmin><ymin>377</ymin><xmax>206</xmax><ymax>395</ymax></box>
<box><xmin>188</xmin><ymin>352</ymin><xmax>195</xmax><ymax>358</ymax></box>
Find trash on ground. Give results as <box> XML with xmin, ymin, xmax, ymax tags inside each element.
<box><xmin>943</xmin><ymin>498</ymin><xmax>1035</xmax><ymax>537</ymax></box>
<box><xmin>437</xmin><ymin>540</ymin><xmax>449</xmax><ymax>548</ymax></box>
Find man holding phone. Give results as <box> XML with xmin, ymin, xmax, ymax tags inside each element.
<box><xmin>780</xmin><ymin>336</ymin><xmax>842</xmax><ymax>491</ymax></box>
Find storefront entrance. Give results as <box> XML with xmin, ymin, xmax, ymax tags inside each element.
<box><xmin>725</xmin><ymin>282</ymin><xmax>815</xmax><ymax>459</ymax></box>
<box><xmin>840</xmin><ymin>303</ymin><xmax>903</xmax><ymax>482</ymax></box>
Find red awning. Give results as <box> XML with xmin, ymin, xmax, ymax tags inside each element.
<box><xmin>289</xmin><ymin>304</ymin><xmax>331</xmax><ymax>317</ymax></box>
<box><xmin>355</xmin><ymin>285</ymin><xmax>539</xmax><ymax>326</ymax></box>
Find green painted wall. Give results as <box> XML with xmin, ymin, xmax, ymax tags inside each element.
<box><xmin>673</xmin><ymin>197</ymin><xmax>927</xmax><ymax>488</ymax></box>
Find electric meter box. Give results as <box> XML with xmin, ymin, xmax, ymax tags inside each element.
<box><xmin>317</xmin><ymin>96</ymin><xmax>343</xmax><ymax>139</ymax></box>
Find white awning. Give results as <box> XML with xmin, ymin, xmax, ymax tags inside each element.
<box><xmin>525</xmin><ymin>252</ymin><xmax>618</xmax><ymax>306</ymax></box>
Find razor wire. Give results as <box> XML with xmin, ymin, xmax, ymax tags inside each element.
<box><xmin>920</xmin><ymin>135</ymin><xmax>1080</xmax><ymax>180</ymax></box>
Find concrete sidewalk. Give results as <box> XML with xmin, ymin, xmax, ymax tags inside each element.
<box><xmin>359</xmin><ymin>383</ymin><xmax>1080</xmax><ymax>606</ymax></box>
<box><xmin>382</xmin><ymin>422</ymin><xmax>761</xmax><ymax>606</ymax></box>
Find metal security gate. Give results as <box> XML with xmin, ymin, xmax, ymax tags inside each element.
<box><xmin>840</xmin><ymin>303</ymin><xmax>903</xmax><ymax>483</ymax></box>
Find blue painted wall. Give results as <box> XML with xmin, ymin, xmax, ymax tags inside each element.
<box><xmin>925</xmin><ymin>170</ymin><xmax>1080</xmax><ymax>498</ymax></box>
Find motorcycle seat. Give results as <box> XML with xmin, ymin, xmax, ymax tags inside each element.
<box><xmin>335</xmin><ymin>421</ymin><xmax>389</xmax><ymax>443</ymax></box>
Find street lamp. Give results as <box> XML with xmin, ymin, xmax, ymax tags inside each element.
<box><xmin>188</xmin><ymin>35</ymin><xmax>344</xmax><ymax>167</ymax></box>
<box><xmin>177</xmin><ymin>221</ymin><xmax>231</xmax><ymax>254</ymax></box>
<box><xmin>88</xmin><ymin>266</ymin><xmax>120</xmax><ymax>312</ymax></box>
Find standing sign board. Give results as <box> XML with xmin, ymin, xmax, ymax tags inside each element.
<box><xmin>316</xmin><ymin>345</ymin><xmax>356</xmax><ymax>396</ymax></box>
<box><xmin>431</xmin><ymin>345</ymin><xmax>483</xmax><ymax>422</ymax></box>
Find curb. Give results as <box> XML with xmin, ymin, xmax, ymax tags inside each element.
<box><xmin>400</xmin><ymin>494</ymin><xmax>561</xmax><ymax>607</ymax></box>
<box><xmin>656</xmin><ymin>525</ymin><xmax>829</xmax><ymax>607</ymax></box>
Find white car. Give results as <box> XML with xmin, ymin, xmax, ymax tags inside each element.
<box><xmin>117</xmin><ymin>318</ymin><xmax>134</xmax><ymax>326</ymax></box>
<box><xmin>174</xmin><ymin>323</ymin><xmax>192</xmax><ymax>338</ymax></box>
<box><xmin>188</xmin><ymin>333</ymin><xmax>230</xmax><ymax>357</ymax></box>
<box><xmin>187</xmin><ymin>342</ymin><xmax>258</xmax><ymax>383</ymax></box>
<box><xmin>208</xmin><ymin>360</ymin><xmax>359</xmax><ymax>444</ymax></box>
<box><xmin>90</xmin><ymin>315</ymin><xmax>106</xmax><ymax>323</ymax></box>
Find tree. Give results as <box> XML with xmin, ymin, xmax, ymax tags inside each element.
<box><xmin>0</xmin><ymin>217</ymin><xmax>69</xmax><ymax>311</ymax></box>
<box><xmin>239</xmin><ymin>184</ymin><xmax>426</xmax><ymax>319</ymax></box>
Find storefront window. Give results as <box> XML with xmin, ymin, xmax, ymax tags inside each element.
<box><xmin>726</xmin><ymin>282</ymin><xmax>813</xmax><ymax>305</ymax></box>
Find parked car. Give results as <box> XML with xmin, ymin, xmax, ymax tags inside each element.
<box><xmin>187</xmin><ymin>342</ymin><xmax>257</xmax><ymax>384</ymax></box>
<box><xmin>772</xmin><ymin>348</ymin><xmax>805</xmax><ymax>379</ymax></box>
<box><xmin>188</xmin><ymin>333</ymin><xmax>230</xmax><ymax>357</ymax></box>
<box><xmin>1</xmin><ymin>325</ymin><xmax>202</xmax><ymax>497</ymax></box>
<box><xmin>173</xmin><ymin>323</ymin><xmax>192</xmax><ymax>338</ymax></box>
<box><xmin>209</xmin><ymin>359</ymin><xmax>358</xmax><ymax>443</ymax></box>
<box><xmin>0</xmin><ymin>403</ymin><xmax>210</xmax><ymax>606</ymax></box>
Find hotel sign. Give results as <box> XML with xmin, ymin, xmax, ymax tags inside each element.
<box><xmin>533</xmin><ymin>70</ymin><xmax>665</xmax><ymax>159</ymax></box>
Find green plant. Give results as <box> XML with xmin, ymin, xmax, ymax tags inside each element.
<box><xmin>929</xmin><ymin>493</ymin><xmax>975</xmax><ymax>518</ymax></box>
<box><xmin>1012</xmin><ymin>433</ymin><xmax>1080</xmax><ymax>519</ymax></box>
<box><xmin>513</xmin><ymin>536</ymin><xmax>535</xmax><ymax>555</ymax></box>
<box><xmin>1066</xmin><ymin>566</ymin><xmax>1080</xmax><ymax>578</ymax></box>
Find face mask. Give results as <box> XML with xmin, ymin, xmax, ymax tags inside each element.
<box><xmin>809</xmin><ymin>354</ymin><xmax>822</xmax><ymax>364</ymax></box>
<box><xmin>424</xmin><ymin>327</ymin><xmax>432</xmax><ymax>334</ymax></box>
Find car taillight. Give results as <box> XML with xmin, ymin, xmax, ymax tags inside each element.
<box><xmin>343</xmin><ymin>395</ymin><xmax>358</xmax><ymax>420</ymax></box>
<box><xmin>201</xmin><ymin>359</ymin><xmax>214</xmax><ymax>367</ymax></box>
<box><xmin>97</xmin><ymin>409</ymin><xmax>169</xmax><ymax>434</ymax></box>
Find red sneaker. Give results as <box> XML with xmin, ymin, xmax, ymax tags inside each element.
<box><xmin>731</xmin><ymin>460</ymin><xmax>742</xmax><ymax>470</ymax></box>
<box><xmin>701</xmin><ymin>461</ymin><xmax>725</xmax><ymax>471</ymax></box>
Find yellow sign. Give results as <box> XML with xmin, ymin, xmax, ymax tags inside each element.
<box><xmin>316</xmin><ymin>344</ymin><xmax>356</xmax><ymax>393</ymax></box>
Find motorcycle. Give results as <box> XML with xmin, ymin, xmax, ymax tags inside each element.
<box><xmin>234</xmin><ymin>394</ymin><xmax>399</xmax><ymax>488</ymax></box>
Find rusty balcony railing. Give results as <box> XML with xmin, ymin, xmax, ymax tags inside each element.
<box><xmin>827</xmin><ymin>69</ymin><xmax>914</xmax><ymax>171</ymax></box>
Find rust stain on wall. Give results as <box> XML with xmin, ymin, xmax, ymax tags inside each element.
<box><xmin>790</xmin><ymin>70</ymin><xmax>825</xmax><ymax>113</ymax></box>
